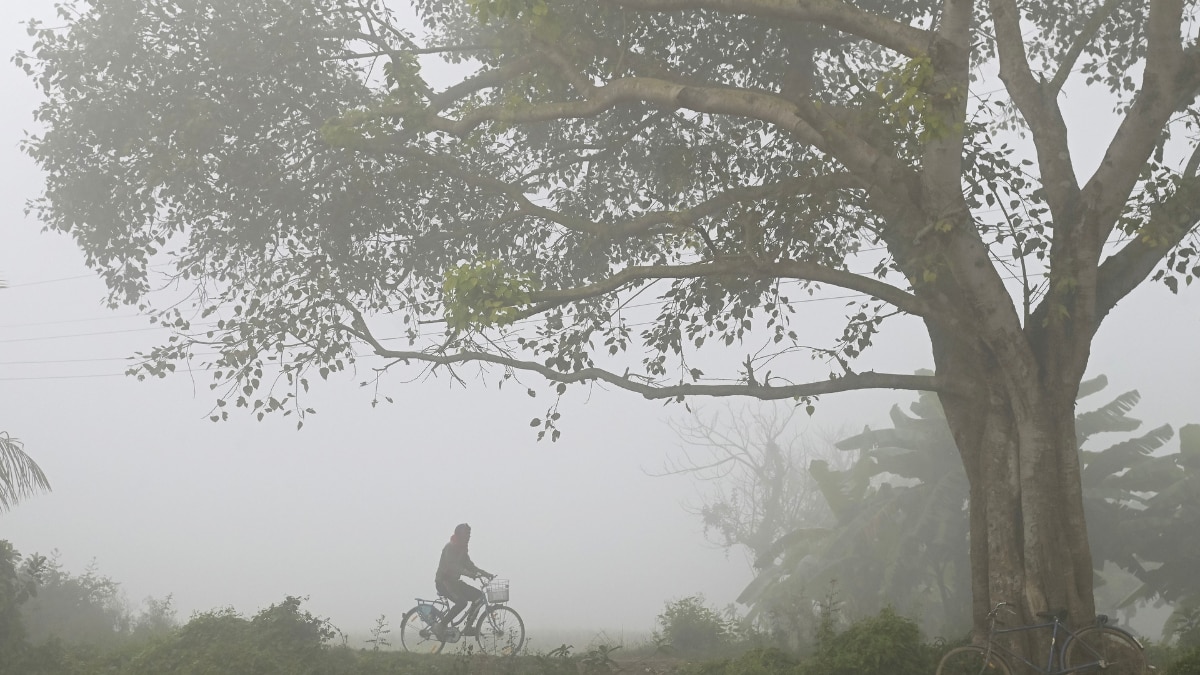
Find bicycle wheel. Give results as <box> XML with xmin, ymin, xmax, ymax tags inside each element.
<box><xmin>1062</xmin><ymin>626</ymin><xmax>1146</xmax><ymax>675</ymax></box>
<box><xmin>400</xmin><ymin>607</ymin><xmax>445</xmax><ymax>654</ymax></box>
<box><xmin>936</xmin><ymin>646</ymin><xmax>1013</xmax><ymax>675</ymax></box>
<box><xmin>474</xmin><ymin>605</ymin><xmax>525</xmax><ymax>656</ymax></box>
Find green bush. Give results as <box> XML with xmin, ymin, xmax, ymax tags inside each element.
<box><xmin>1164</xmin><ymin>646</ymin><xmax>1200</xmax><ymax>675</ymax></box>
<box><xmin>679</xmin><ymin>647</ymin><xmax>800</xmax><ymax>675</ymax></box>
<box><xmin>657</xmin><ymin>595</ymin><xmax>742</xmax><ymax>657</ymax></box>
<box><xmin>2</xmin><ymin>591</ymin><xmax>588</xmax><ymax>675</ymax></box>
<box><xmin>122</xmin><ymin>596</ymin><xmax>335</xmax><ymax>675</ymax></box>
<box><xmin>798</xmin><ymin>607</ymin><xmax>934</xmax><ymax>675</ymax></box>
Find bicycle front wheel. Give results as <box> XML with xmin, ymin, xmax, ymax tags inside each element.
<box><xmin>936</xmin><ymin>646</ymin><xmax>1013</xmax><ymax>675</ymax></box>
<box><xmin>399</xmin><ymin>607</ymin><xmax>445</xmax><ymax>654</ymax></box>
<box><xmin>1062</xmin><ymin>626</ymin><xmax>1146</xmax><ymax>675</ymax></box>
<box><xmin>474</xmin><ymin>605</ymin><xmax>525</xmax><ymax>656</ymax></box>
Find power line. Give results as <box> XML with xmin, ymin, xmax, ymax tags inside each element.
<box><xmin>0</xmin><ymin>372</ymin><xmax>128</xmax><ymax>381</ymax></box>
<box><xmin>0</xmin><ymin>314</ymin><xmax>144</xmax><ymax>330</ymax></box>
<box><xmin>0</xmin><ymin>326</ymin><xmax>168</xmax><ymax>344</ymax></box>
<box><xmin>2</xmin><ymin>274</ymin><xmax>96</xmax><ymax>288</ymax></box>
<box><xmin>0</xmin><ymin>356</ymin><xmax>138</xmax><ymax>366</ymax></box>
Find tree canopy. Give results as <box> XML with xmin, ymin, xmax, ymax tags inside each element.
<box><xmin>20</xmin><ymin>0</ymin><xmax>1200</xmax><ymax>646</ymax></box>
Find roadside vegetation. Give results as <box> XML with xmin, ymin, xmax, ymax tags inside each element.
<box><xmin>3</xmin><ymin>544</ymin><xmax>1199</xmax><ymax>675</ymax></box>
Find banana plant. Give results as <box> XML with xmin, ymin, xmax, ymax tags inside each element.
<box><xmin>741</xmin><ymin>375</ymin><xmax>1189</xmax><ymax>638</ymax></box>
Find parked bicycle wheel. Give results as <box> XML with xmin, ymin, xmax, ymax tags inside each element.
<box><xmin>936</xmin><ymin>646</ymin><xmax>1013</xmax><ymax>675</ymax></box>
<box><xmin>1062</xmin><ymin>626</ymin><xmax>1146</xmax><ymax>675</ymax></box>
<box><xmin>474</xmin><ymin>605</ymin><xmax>525</xmax><ymax>656</ymax></box>
<box><xmin>400</xmin><ymin>607</ymin><xmax>445</xmax><ymax>654</ymax></box>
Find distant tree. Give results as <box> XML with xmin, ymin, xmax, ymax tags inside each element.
<box><xmin>0</xmin><ymin>542</ymin><xmax>45</xmax><ymax>662</ymax></box>
<box><xmin>659</xmin><ymin>404</ymin><xmax>845</xmax><ymax>565</ymax></box>
<box><xmin>130</xmin><ymin>594</ymin><xmax>179</xmax><ymax>640</ymax></box>
<box><xmin>658</xmin><ymin>404</ymin><xmax>849</xmax><ymax>647</ymax></box>
<box><xmin>19</xmin><ymin>554</ymin><xmax>131</xmax><ymax>647</ymax></box>
<box><xmin>21</xmin><ymin>0</ymin><xmax>1200</xmax><ymax>656</ymax></box>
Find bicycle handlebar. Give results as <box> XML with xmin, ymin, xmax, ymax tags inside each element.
<box><xmin>988</xmin><ymin>601</ymin><xmax>1017</xmax><ymax>619</ymax></box>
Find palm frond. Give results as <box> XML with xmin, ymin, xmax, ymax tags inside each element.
<box><xmin>0</xmin><ymin>432</ymin><xmax>52</xmax><ymax>512</ymax></box>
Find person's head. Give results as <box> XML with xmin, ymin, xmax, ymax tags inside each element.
<box><xmin>453</xmin><ymin>522</ymin><xmax>471</xmax><ymax>544</ymax></box>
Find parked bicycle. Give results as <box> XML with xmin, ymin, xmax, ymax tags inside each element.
<box><xmin>399</xmin><ymin>576</ymin><xmax>525</xmax><ymax>656</ymax></box>
<box><xmin>936</xmin><ymin>601</ymin><xmax>1146</xmax><ymax>675</ymax></box>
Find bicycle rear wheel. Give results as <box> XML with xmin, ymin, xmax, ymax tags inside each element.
<box><xmin>474</xmin><ymin>605</ymin><xmax>525</xmax><ymax>656</ymax></box>
<box><xmin>936</xmin><ymin>645</ymin><xmax>1013</xmax><ymax>675</ymax></box>
<box><xmin>400</xmin><ymin>607</ymin><xmax>445</xmax><ymax>654</ymax></box>
<box><xmin>1062</xmin><ymin>626</ymin><xmax>1146</xmax><ymax>675</ymax></box>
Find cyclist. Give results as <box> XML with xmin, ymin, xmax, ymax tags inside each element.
<box><xmin>432</xmin><ymin>523</ymin><xmax>491</xmax><ymax>637</ymax></box>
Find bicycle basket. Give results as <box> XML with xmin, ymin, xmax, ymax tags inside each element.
<box><xmin>485</xmin><ymin>579</ymin><xmax>510</xmax><ymax>603</ymax></box>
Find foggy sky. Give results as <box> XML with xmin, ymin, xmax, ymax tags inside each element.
<box><xmin>2</xmin><ymin>0</ymin><xmax>1197</xmax><ymax>641</ymax></box>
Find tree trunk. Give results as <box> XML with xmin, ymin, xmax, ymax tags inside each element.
<box><xmin>937</xmin><ymin>344</ymin><xmax>1096</xmax><ymax>658</ymax></box>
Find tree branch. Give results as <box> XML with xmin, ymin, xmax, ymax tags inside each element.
<box><xmin>358</xmin><ymin>138</ymin><xmax>865</xmax><ymax>241</ymax></box>
<box><xmin>1047</xmin><ymin>0</ymin><xmax>1126</xmax><ymax>96</ymax></box>
<box><xmin>1094</xmin><ymin>173</ymin><xmax>1200</xmax><ymax>320</ymax></box>
<box><xmin>427</xmin><ymin>54</ymin><xmax>541</xmax><ymax>113</ymax></box>
<box><xmin>605</xmin><ymin>0</ymin><xmax>934</xmax><ymax>58</ymax></box>
<box><xmin>989</xmin><ymin>0</ymin><xmax>1081</xmax><ymax>214</ymax></box>
<box><xmin>1082</xmin><ymin>0</ymin><xmax>1197</xmax><ymax>239</ymax></box>
<box><xmin>356</xmin><ymin>340</ymin><xmax>949</xmax><ymax>401</ymax></box>
<box><xmin>518</xmin><ymin>257</ymin><xmax>930</xmax><ymax>319</ymax></box>
<box><xmin>375</xmin><ymin>74</ymin><xmax>915</xmax><ymax>207</ymax></box>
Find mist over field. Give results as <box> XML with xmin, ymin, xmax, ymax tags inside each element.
<box><xmin>1</xmin><ymin>3</ymin><xmax>1198</xmax><ymax>675</ymax></box>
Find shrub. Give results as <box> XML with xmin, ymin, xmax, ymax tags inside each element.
<box><xmin>1164</xmin><ymin>646</ymin><xmax>1200</xmax><ymax>675</ymax></box>
<box><xmin>679</xmin><ymin>647</ymin><xmax>801</xmax><ymax>675</ymax></box>
<box><xmin>799</xmin><ymin>607</ymin><xmax>934</xmax><ymax>675</ymax></box>
<box><xmin>656</xmin><ymin>595</ymin><xmax>741</xmax><ymax>657</ymax></box>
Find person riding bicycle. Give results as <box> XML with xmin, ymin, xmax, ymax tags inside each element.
<box><xmin>432</xmin><ymin>523</ymin><xmax>492</xmax><ymax>637</ymax></box>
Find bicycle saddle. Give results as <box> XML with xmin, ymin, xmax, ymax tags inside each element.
<box><xmin>1036</xmin><ymin>609</ymin><xmax>1067</xmax><ymax>621</ymax></box>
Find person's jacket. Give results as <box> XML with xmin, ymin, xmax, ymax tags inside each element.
<box><xmin>435</xmin><ymin>540</ymin><xmax>482</xmax><ymax>583</ymax></box>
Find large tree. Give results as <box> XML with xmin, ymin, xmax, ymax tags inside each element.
<box><xmin>20</xmin><ymin>0</ymin><xmax>1200</xmax><ymax>657</ymax></box>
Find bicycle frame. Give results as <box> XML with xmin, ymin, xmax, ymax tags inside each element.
<box><xmin>414</xmin><ymin>577</ymin><xmax>495</xmax><ymax>631</ymax></box>
<box><xmin>977</xmin><ymin>603</ymin><xmax>1130</xmax><ymax>675</ymax></box>
<box><xmin>986</xmin><ymin>616</ymin><xmax>1069</xmax><ymax>674</ymax></box>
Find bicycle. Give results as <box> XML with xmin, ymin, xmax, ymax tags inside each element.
<box><xmin>936</xmin><ymin>601</ymin><xmax>1146</xmax><ymax>675</ymax></box>
<box><xmin>399</xmin><ymin>576</ymin><xmax>526</xmax><ymax>656</ymax></box>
